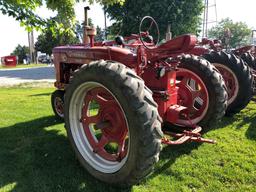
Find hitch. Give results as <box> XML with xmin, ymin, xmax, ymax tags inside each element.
<box><xmin>162</xmin><ymin>126</ymin><xmax>216</xmax><ymax>145</ymax></box>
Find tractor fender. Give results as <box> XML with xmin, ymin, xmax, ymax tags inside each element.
<box><xmin>188</xmin><ymin>46</ymin><xmax>209</xmax><ymax>56</ymax></box>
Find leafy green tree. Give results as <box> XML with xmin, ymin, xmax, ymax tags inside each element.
<box><xmin>208</xmin><ymin>18</ymin><xmax>252</xmax><ymax>48</ymax></box>
<box><xmin>35</xmin><ymin>16</ymin><xmax>80</xmax><ymax>55</ymax></box>
<box><xmin>11</xmin><ymin>45</ymin><xmax>29</xmax><ymax>64</ymax></box>
<box><xmin>0</xmin><ymin>0</ymin><xmax>124</xmax><ymax>31</ymax></box>
<box><xmin>95</xmin><ymin>26</ymin><xmax>105</xmax><ymax>41</ymax></box>
<box><xmin>35</xmin><ymin>27</ymin><xmax>79</xmax><ymax>55</ymax></box>
<box><xmin>75</xmin><ymin>18</ymin><xmax>95</xmax><ymax>41</ymax></box>
<box><xmin>105</xmin><ymin>0</ymin><xmax>204</xmax><ymax>39</ymax></box>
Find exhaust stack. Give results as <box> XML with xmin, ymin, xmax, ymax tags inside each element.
<box><xmin>83</xmin><ymin>6</ymin><xmax>90</xmax><ymax>44</ymax></box>
<box><xmin>166</xmin><ymin>23</ymin><xmax>172</xmax><ymax>41</ymax></box>
<box><xmin>83</xmin><ymin>6</ymin><xmax>96</xmax><ymax>46</ymax></box>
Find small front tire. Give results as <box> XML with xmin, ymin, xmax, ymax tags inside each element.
<box><xmin>51</xmin><ymin>90</ymin><xmax>65</xmax><ymax>119</ymax></box>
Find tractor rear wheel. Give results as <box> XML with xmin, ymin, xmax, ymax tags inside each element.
<box><xmin>64</xmin><ymin>60</ymin><xmax>163</xmax><ymax>186</ymax></box>
<box><xmin>241</xmin><ymin>52</ymin><xmax>256</xmax><ymax>70</ymax></box>
<box><xmin>51</xmin><ymin>90</ymin><xmax>65</xmax><ymax>119</ymax></box>
<box><xmin>240</xmin><ymin>52</ymin><xmax>256</xmax><ymax>94</ymax></box>
<box><xmin>203</xmin><ymin>51</ymin><xmax>252</xmax><ymax>115</ymax></box>
<box><xmin>176</xmin><ymin>55</ymin><xmax>227</xmax><ymax>128</ymax></box>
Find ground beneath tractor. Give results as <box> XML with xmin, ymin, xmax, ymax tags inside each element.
<box><xmin>0</xmin><ymin>66</ymin><xmax>55</xmax><ymax>86</ymax></box>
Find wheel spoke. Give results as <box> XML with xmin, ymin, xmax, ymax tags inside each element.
<box><xmin>191</xmin><ymin>90</ymin><xmax>202</xmax><ymax>101</ymax></box>
<box><xmin>147</xmin><ymin>21</ymin><xmax>154</xmax><ymax>32</ymax></box>
<box><xmin>190</xmin><ymin>106</ymin><xmax>199</xmax><ymax>114</ymax></box>
<box><xmin>95</xmin><ymin>121</ymin><xmax>111</xmax><ymax>130</ymax></box>
<box><xmin>85</xmin><ymin>115</ymin><xmax>100</xmax><ymax>124</ymax></box>
<box><xmin>180</xmin><ymin>76</ymin><xmax>189</xmax><ymax>86</ymax></box>
<box><xmin>95</xmin><ymin>96</ymin><xmax>117</xmax><ymax>110</ymax></box>
<box><xmin>93</xmin><ymin>135</ymin><xmax>109</xmax><ymax>153</ymax></box>
<box><xmin>89</xmin><ymin>89</ymin><xmax>116</xmax><ymax>107</ymax></box>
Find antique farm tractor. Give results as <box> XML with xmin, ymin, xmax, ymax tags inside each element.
<box><xmin>188</xmin><ymin>38</ymin><xmax>253</xmax><ymax>115</ymax></box>
<box><xmin>232</xmin><ymin>30</ymin><xmax>256</xmax><ymax>95</ymax></box>
<box><xmin>51</xmin><ymin>8</ymin><xmax>228</xmax><ymax>186</ymax></box>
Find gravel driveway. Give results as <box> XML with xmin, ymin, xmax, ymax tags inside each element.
<box><xmin>0</xmin><ymin>66</ymin><xmax>55</xmax><ymax>86</ymax></box>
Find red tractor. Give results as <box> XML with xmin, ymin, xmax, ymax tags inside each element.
<box><xmin>51</xmin><ymin>9</ymin><xmax>227</xmax><ymax>186</ymax></box>
<box><xmin>232</xmin><ymin>30</ymin><xmax>256</xmax><ymax>95</ymax></box>
<box><xmin>187</xmin><ymin>38</ymin><xmax>253</xmax><ymax>115</ymax></box>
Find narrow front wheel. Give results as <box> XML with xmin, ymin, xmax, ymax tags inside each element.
<box><xmin>51</xmin><ymin>90</ymin><xmax>65</xmax><ymax>119</ymax></box>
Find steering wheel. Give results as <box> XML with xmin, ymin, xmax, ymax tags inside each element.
<box><xmin>139</xmin><ymin>16</ymin><xmax>160</xmax><ymax>49</ymax></box>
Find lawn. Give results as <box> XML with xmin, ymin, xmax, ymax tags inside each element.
<box><xmin>0</xmin><ymin>86</ymin><xmax>256</xmax><ymax>192</ymax></box>
<box><xmin>0</xmin><ymin>64</ymin><xmax>47</xmax><ymax>69</ymax></box>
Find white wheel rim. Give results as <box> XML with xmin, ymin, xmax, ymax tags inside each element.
<box><xmin>69</xmin><ymin>81</ymin><xmax>130</xmax><ymax>173</ymax></box>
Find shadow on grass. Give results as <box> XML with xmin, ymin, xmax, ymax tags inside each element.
<box><xmin>236</xmin><ymin>113</ymin><xmax>256</xmax><ymax>141</ymax></box>
<box><xmin>147</xmin><ymin>142</ymin><xmax>201</xmax><ymax>181</ymax></box>
<box><xmin>143</xmin><ymin>124</ymin><xmax>202</xmax><ymax>182</ymax></box>
<box><xmin>145</xmin><ymin>105</ymin><xmax>256</xmax><ymax>183</ymax></box>
<box><xmin>29</xmin><ymin>92</ymin><xmax>52</xmax><ymax>97</ymax></box>
<box><xmin>145</xmin><ymin>116</ymin><xmax>241</xmax><ymax>182</ymax></box>
<box><xmin>3</xmin><ymin>113</ymin><xmax>252</xmax><ymax>191</ymax></box>
<box><xmin>215</xmin><ymin>107</ymin><xmax>256</xmax><ymax>141</ymax></box>
<box><xmin>0</xmin><ymin>116</ymin><xmax>131</xmax><ymax>192</ymax></box>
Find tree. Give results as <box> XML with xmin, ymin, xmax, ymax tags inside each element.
<box><xmin>35</xmin><ymin>27</ymin><xmax>79</xmax><ymax>55</ymax></box>
<box><xmin>11</xmin><ymin>44</ymin><xmax>29</xmax><ymax>64</ymax></box>
<box><xmin>208</xmin><ymin>18</ymin><xmax>252</xmax><ymax>48</ymax></box>
<box><xmin>105</xmin><ymin>0</ymin><xmax>204</xmax><ymax>39</ymax></box>
<box><xmin>0</xmin><ymin>0</ymin><xmax>124</xmax><ymax>31</ymax></box>
<box><xmin>95</xmin><ymin>26</ymin><xmax>105</xmax><ymax>41</ymax></box>
<box><xmin>35</xmin><ymin>18</ymin><xmax>79</xmax><ymax>55</ymax></box>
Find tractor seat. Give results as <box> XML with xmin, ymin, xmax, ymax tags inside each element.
<box><xmin>158</xmin><ymin>34</ymin><xmax>197</xmax><ymax>52</ymax></box>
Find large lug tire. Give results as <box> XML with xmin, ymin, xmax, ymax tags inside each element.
<box><xmin>51</xmin><ymin>90</ymin><xmax>65</xmax><ymax>119</ymax></box>
<box><xmin>240</xmin><ymin>52</ymin><xmax>256</xmax><ymax>94</ymax></box>
<box><xmin>64</xmin><ymin>60</ymin><xmax>163</xmax><ymax>186</ymax></box>
<box><xmin>176</xmin><ymin>55</ymin><xmax>227</xmax><ymax>128</ymax></box>
<box><xmin>241</xmin><ymin>52</ymin><xmax>256</xmax><ymax>70</ymax></box>
<box><xmin>203</xmin><ymin>51</ymin><xmax>252</xmax><ymax>115</ymax></box>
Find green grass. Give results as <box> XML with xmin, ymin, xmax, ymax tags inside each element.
<box><xmin>0</xmin><ymin>87</ymin><xmax>256</xmax><ymax>192</ymax></box>
<box><xmin>0</xmin><ymin>64</ymin><xmax>47</xmax><ymax>69</ymax></box>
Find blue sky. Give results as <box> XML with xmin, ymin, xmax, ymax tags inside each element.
<box><xmin>0</xmin><ymin>0</ymin><xmax>255</xmax><ymax>57</ymax></box>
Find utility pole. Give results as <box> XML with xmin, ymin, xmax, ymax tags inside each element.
<box><xmin>202</xmin><ymin>0</ymin><xmax>218</xmax><ymax>37</ymax></box>
<box><xmin>28</xmin><ymin>30</ymin><xmax>36</xmax><ymax>64</ymax></box>
<box><xmin>104</xmin><ymin>9</ymin><xmax>107</xmax><ymax>40</ymax></box>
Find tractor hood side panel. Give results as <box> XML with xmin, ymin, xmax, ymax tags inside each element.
<box><xmin>53</xmin><ymin>46</ymin><xmax>137</xmax><ymax>86</ymax></box>
<box><xmin>53</xmin><ymin>46</ymin><xmax>136</xmax><ymax>67</ymax></box>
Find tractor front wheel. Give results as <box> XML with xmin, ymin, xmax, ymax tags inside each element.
<box><xmin>64</xmin><ymin>60</ymin><xmax>163</xmax><ymax>186</ymax></box>
<box><xmin>51</xmin><ymin>90</ymin><xmax>65</xmax><ymax>119</ymax></box>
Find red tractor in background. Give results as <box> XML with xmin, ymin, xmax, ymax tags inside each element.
<box><xmin>234</xmin><ymin>30</ymin><xmax>256</xmax><ymax>63</ymax></box>
<box><xmin>232</xmin><ymin>30</ymin><xmax>256</xmax><ymax>95</ymax></box>
<box><xmin>51</xmin><ymin>8</ymin><xmax>228</xmax><ymax>186</ymax></box>
<box><xmin>188</xmin><ymin>38</ymin><xmax>252</xmax><ymax>115</ymax></box>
